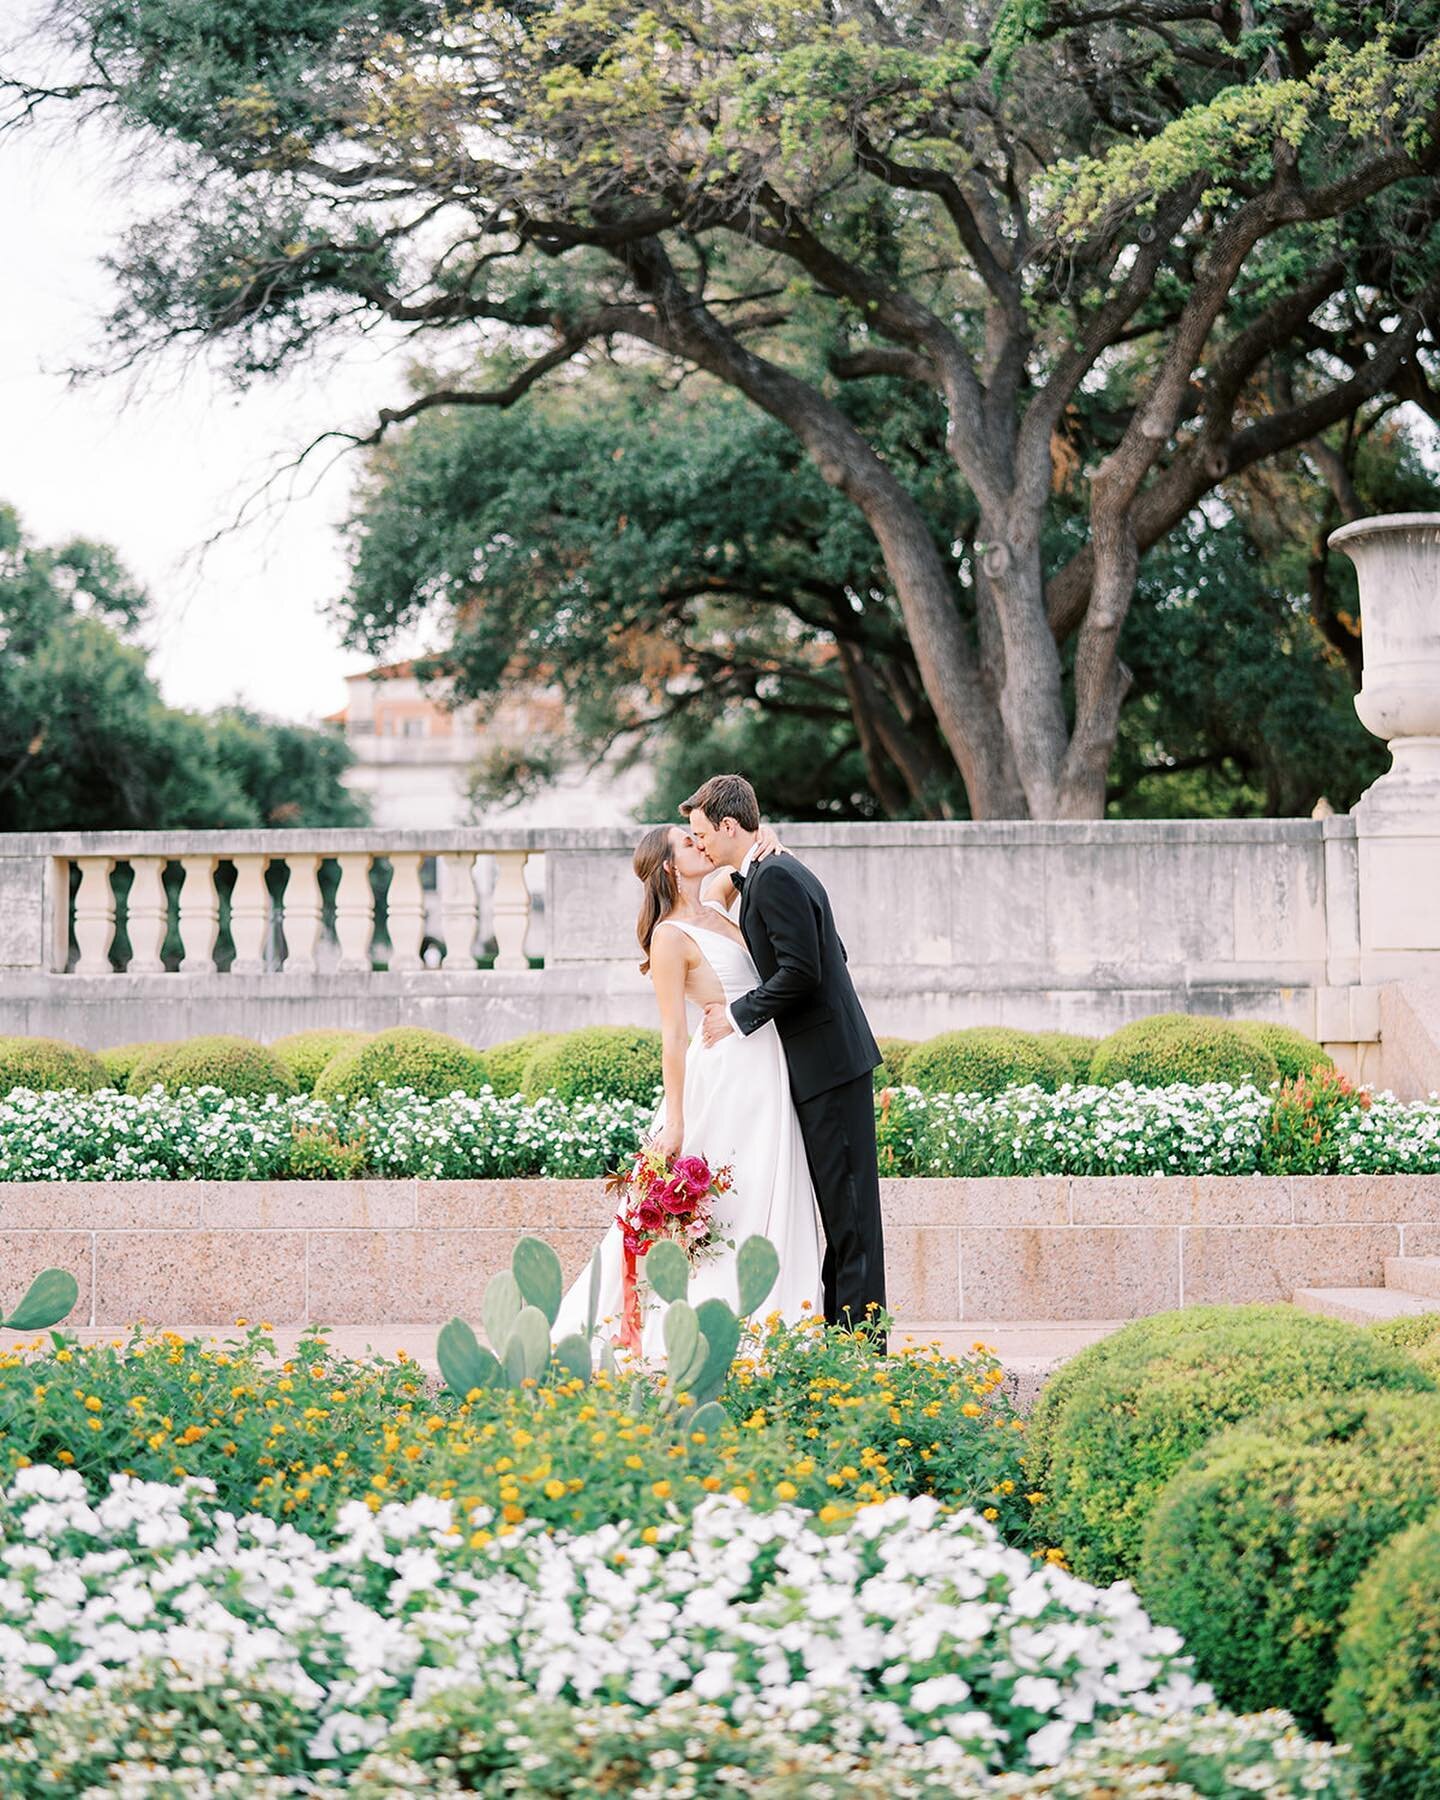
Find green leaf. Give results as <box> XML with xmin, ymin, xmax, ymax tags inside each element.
<box><xmin>662</xmin><ymin>1299</ymin><xmax>700</xmax><ymax>1380</ymax></box>
<box><xmin>512</xmin><ymin>1236</ymin><xmax>563</xmax><ymax>1325</ymax></box>
<box><xmin>435</xmin><ymin>1318</ymin><xmax>501</xmax><ymax>1399</ymax></box>
<box><xmin>736</xmin><ymin>1236</ymin><xmax>780</xmax><ymax>1317</ymax></box>
<box><xmin>483</xmin><ymin>1269</ymin><xmax>523</xmax><ymax>1352</ymax></box>
<box><xmin>691</xmin><ymin>1298</ymin><xmax>742</xmax><ymax>1403</ymax></box>
<box><xmin>553</xmin><ymin>1332</ymin><xmax>592</xmax><ymax>1386</ymax></box>
<box><xmin>514</xmin><ymin>1304</ymin><xmax>552</xmax><ymax>1381</ymax></box>
<box><xmin>688</xmin><ymin>1400</ymin><xmax>729</xmax><ymax>1441</ymax></box>
<box><xmin>2</xmin><ymin>1269</ymin><xmax>79</xmax><ymax>1333</ymax></box>
<box><xmin>645</xmin><ymin>1239</ymin><xmax>690</xmax><ymax>1304</ymax></box>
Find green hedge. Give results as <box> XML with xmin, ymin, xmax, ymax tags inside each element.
<box><xmin>154</xmin><ymin>1036</ymin><xmax>297</xmax><ymax>1100</ymax></box>
<box><xmin>905</xmin><ymin>1027</ymin><xmax>1069</xmax><ymax>1096</ymax></box>
<box><xmin>98</xmin><ymin>1040</ymin><xmax>170</xmax><ymax>1089</ymax></box>
<box><xmin>1138</xmin><ymin>1391</ymin><xmax>1440</xmax><ymax>1729</ymax></box>
<box><xmin>1239</xmin><ymin>1021</ymin><xmax>1333</xmax><ymax>1082</ymax></box>
<box><xmin>1029</xmin><ymin>1305</ymin><xmax>1431</xmax><ymax>1584</ymax></box>
<box><xmin>1369</xmin><ymin>1312</ymin><xmax>1440</xmax><ymax>1353</ymax></box>
<box><xmin>1090</xmin><ymin>1013</ymin><xmax>1281</xmax><ymax>1089</ymax></box>
<box><xmin>270</xmin><ymin>1029</ymin><xmax>372</xmax><ymax>1093</ymax></box>
<box><xmin>1033</xmin><ymin>1031</ymin><xmax>1100</xmax><ymax>1083</ymax></box>
<box><xmin>313</xmin><ymin>1027</ymin><xmax>490</xmax><ymax>1103</ymax></box>
<box><xmin>0</xmin><ymin>1036</ymin><xmax>107</xmax><ymax>1095</ymax></box>
<box><xmin>125</xmin><ymin>1043</ymin><xmax>180</xmax><ymax>1096</ymax></box>
<box><xmin>1330</xmin><ymin>1507</ymin><xmax>1440</xmax><ymax>1797</ymax></box>
<box><xmin>484</xmin><ymin>1032</ymin><xmax>554</xmax><ymax>1098</ymax></box>
<box><xmin>873</xmin><ymin>1036</ymin><xmax>917</xmax><ymax>1092</ymax></box>
<box><xmin>522</xmin><ymin>1026</ymin><xmax>663</xmax><ymax>1106</ymax></box>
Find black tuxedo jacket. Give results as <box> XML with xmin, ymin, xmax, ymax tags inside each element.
<box><xmin>731</xmin><ymin>853</ymin><xmax>881</xmax><ymax>1104</ymax></box>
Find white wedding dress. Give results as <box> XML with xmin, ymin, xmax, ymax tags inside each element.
<box><xmin>554</xmin><ymin>905</ymin><xmax>824</xmax><ymax>1354</ymax></box>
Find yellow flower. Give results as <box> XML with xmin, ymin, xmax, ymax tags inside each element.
<box><xmin>702</xmin><ymin>1475</ymin><xmax>722</xmax><ymax>1492</ymax></box>
<box><xmin>624</xmin><ymin>1455</ymin><xmax>644</xmax><ymax>1471</ymax></box>
<box><xmin>818</xmin><ymin>1503</ymin><xmax>844</xmax><ymax>1524</ymax></box>
<box><xmin>730</xmin><ymin>1484</ymin><xmax>751</xmax><ymax>1503</ymax></box>
<box><xmin>544</xmin><ymin>1479</ymin><xmax>566</xmax><ymax>1501</ymax></box>
<box><xmin>651</xmin><ymin>1479</ymin><xmax>672</xmax><ymax>1500</ymax></box>
<box><xmin>83</xmin><ymin>1396</ymin><xmax>103</xmax><ymax>1413</ymax></box>
<box><xmin>470</xmin><ymin>1528</ymin><xmax>493</xmax><ymax>1548</ymax></box>
<box><xmin>1026</xmin><ymin>1492</ymin><xmax>1045</xmax><ymax>1506</ymax></box>
<box><xmin>501</xmin><ymin>1503</ymin><xmax>525</xmax><ymax>1524</ymax></box>
<box><xmin>641</xmin><ymin>1525</ymin><xmax>660</xmax><ymax>1545</ymax></box>
<box><xmin>961</xmin><ymin>1402</ymin><xmax>982</xmax><ymax>1418</ymax></box>
<box><xmin>983</xmin><ymin>1507</ymin><xmax>999</xmax><ymax>1522</ymax></box>
<box><xmin>775</xmin><ymin>1481</ymin><xmax>798</xmax><ymax>1501</ymax></box>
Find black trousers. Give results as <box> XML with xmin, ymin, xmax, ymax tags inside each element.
<box><xmin>794</xmin><ymin>1072</ymin><xmax>886</xmax><ymax>1332</ymax></box>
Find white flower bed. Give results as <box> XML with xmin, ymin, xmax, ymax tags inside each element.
<box><xmin>0</xmin><ymin>1464</ymin><xmax>1216</xmax><ymax>1789</ymax></box>
<box><xmin>883</xmin><ymin>1081</ymin><xmax>1440</xmax><ymax>1177</ymax></box>
<box><xmin>2</xmin><ymin>1078</ymin><xmax>1439</xmax><ymax>1180</ymax></box>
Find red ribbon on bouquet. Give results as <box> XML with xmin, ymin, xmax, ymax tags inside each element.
<box><xmin>619</xmin><ymin>1243</ymin><xmax>643</xmax><ymax>1354</ymax></box>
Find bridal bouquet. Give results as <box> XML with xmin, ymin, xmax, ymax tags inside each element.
<box><xmin>605</xmin><ymin>1146</ymin><xmax>733</xmax><ymax>1350</ymax></box>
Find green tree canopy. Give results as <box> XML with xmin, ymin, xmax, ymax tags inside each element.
<box><xmin>0</xmin><ymin>505</ymin><xmax>365</xmax><ymax>830</ymax></box>
<box><xmin>9</xmin><ymin>0</ymin><xmax>1440</xmax><ymax>816</ymax></box>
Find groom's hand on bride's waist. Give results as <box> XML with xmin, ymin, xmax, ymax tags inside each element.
<box><xmin>701</xmin><ymin>1003</ymin><xmax>735</xmax><ymax>1047</ymax></box>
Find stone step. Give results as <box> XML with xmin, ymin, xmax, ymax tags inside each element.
<box><xmin>1294</xmin><ymin>1286</ymin><xmax>1440</xmax><ymax>1325</ymax></box>
<box><xmin>1386</xmin><ymin>1257</ymin><xmax>1440</xmax><ymax>1299</ymax></box>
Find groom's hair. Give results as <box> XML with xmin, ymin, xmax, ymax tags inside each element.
<box><xmin>681</xmin><ymin>773</ymin><xmax>760</xmax><ymax>832</ymax></box>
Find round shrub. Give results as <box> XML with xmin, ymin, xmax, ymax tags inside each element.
<box><xmin>1029</xmin><ymin>1305</ymin><xmax>1431</xmax><ymax>1584</ymax></box>
<box><xmin>312</xmin><ymin>1026</ymin><xmax>490</xmax><ymax>1103</ymax></box>
<box><xmin>905</xmin><ymin>1027</ymin><xmax>1069</xmax><ymax>1096</ymax></box>
<box><xmin>484</xmin><ymin>1031</ymin><xmax>554</xmax><ymax>1098</ymax></box>
<box><xmin>270</xmin><ymin>1029</ymin><xmax>372</xmax><ymax>1093</ymax></box>
<box><xmin>1138</xmin><ymin>1391</ymin><xmax>1440</xmax><ymax>1729</ymax></box>
<box><xmin>1369</xmin><ymin>1312</ymin><xmax>1440</xmax><ymax>1354</ymax></box>
<box><xmin>1329</xmin><ymin>1507</ymin><xmax>1440</xmax><ymax>1797</ymax></box>
<box><xmin>0</xmin><ymin>1036</ymin><xmax>106</xmax><ymax>1096</ymax></box>
<box><xmin>1034</xmin><ymin>1031</ymin><xmax>1100</xmax><ymax>1083</ymax></box>
<box><xmin>873</xmin><ymin>1036</ymin><xmax>917</xmax><ymax>1092</ymax></box>
<box><xmin>97</xmin><ymin>1040</ymin><xmax>169</xmax><ymax>1090</ymax></box>
<box><xmin>1239</xmin><ymin>1021</ymin><xmax>1333</xmax><ymax>1082</ymax></box>
<box><xmin>521</xmin><ymin>1026</ymin><xmax>663</xmax><ymax>1105</ymax></box>
<box><xmin>156</xmin><ymin>1035</ymin><xmax>297</xmax><ymax>1100</ymax></box>
<box><xmin>125</xmin><ymin>1043</ymin><xmax>179</xmax><ymax>1095</ymax></box>
<box><xmin>1090</xmin><ymin>1013</ymin><xmax>1280</xmax><ymax>1089</ymax></box>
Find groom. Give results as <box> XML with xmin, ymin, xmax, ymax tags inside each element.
<box><xmin>682</xmin><ymin>774</ymin><xmax>886</xmax><ymax>1332</ymax></box>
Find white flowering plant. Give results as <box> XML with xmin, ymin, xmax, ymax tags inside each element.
<box><xmin>0</xmin><ymin>1462</ymin><xmax>1330</xmax><ymax>1798</ymax></box>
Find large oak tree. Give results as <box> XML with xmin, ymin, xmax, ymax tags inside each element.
<box><xmin>9</xmin><ymin>0</ymin><xmax>1440</xmax><ymax>815</ymax></box>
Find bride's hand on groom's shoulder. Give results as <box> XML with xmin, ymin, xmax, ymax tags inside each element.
<box><xmin>753</xmin><ymin>822</ymin><xmax>785</xmax><ymax>861</ymax></box>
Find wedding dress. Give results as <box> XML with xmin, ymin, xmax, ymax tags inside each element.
<box><xmin>554</xmin><ymin>904</ymin><xmax>824</xmax><ymax>1354</ymax></box>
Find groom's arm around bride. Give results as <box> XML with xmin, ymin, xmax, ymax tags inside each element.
<box><xmin>683</xmin><ymin>775</ymin><xmax>887</xmax><ymax>1334</ymax></box>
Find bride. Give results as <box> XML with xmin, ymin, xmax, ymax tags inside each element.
<box><xmin>554</xmin><ymin>820</ymin><xmax>824</xmax><ymax>1350</ymax></box>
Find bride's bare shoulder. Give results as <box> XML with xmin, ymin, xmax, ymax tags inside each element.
<box><xmin>700</xmin><ymin>868</ymin><xmax>737</xmax><ymax>911</ymax></box>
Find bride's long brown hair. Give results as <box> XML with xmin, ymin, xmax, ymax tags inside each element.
<box><xmin>634</xmin><ymin>824</ymin><xmax>678</xmax><ymax>974</ymax></box>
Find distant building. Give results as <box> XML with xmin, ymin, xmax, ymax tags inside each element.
<box><xmin>327</xmin><ymin>664</ymin><xmax>652</xmax><ymax>830</ymax></box>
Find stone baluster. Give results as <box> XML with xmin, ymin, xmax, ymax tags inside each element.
<box><xmin>334</xmin><ymin>853</ymin><xmax>374</xmax><ymax>972</ymax></box>
<box><xmin>229</xmin><ymin>856</ymin><xmax>270</xmax><ymax>974</ymax></box>
<box><xmin>386</xmin><ymin>852</ymin><xmax>426</xmax><ymax>972</ymax></box>
<box><xmin>282</xmin><ymin>854</ymin><xmax>323</xmax><ymax>974</ymax></box>
<box><xmin>126</xmin><ymin>857</ymin><xmax>169</xmax><ymax>974</ymax></box>
<box><xmin>437</xmin><ymin>852</ymin><xmax>479</xmax><ymax>969</ymax></box>
<box><xmin>72</xmin><ymin>857</ymin><xmax>116</xmax><ymax>976</ymax></box>
<box><xmin>178</xmin><ymin>856</ymin><xmax>220</xmax><ymax>973</ymax></box>
<box><xmin>492</xmin><ymin>850</ymin><xmax>532</xmax><ymax>971</ymax></box>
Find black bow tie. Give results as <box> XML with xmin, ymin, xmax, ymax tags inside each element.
<box><xmin>732</xmin><ymin>869</ymin><xmax>747</xmax><ymax>890</ymax></box>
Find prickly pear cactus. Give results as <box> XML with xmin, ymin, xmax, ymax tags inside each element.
<box><xmin>0</xmin><ymin>1269</ymin><xmax>80</xmax><ymax>1332</ymax></box>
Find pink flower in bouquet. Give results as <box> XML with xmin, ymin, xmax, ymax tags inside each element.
<box><xmin>636</xmin><ymin>1198</ymin><xmax>665</xmax><ymax>1230</ymax></box>
<box><xmin>672</xmin><ymin>1155</ymin><xmax>714</xmax><ymax>1199</ymax></box>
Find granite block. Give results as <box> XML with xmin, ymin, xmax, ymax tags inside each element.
<box><xmin>94</xmin><ymin>1231</ymin><xmax>306</xmax><ymax>1325</ymax></box>
<box><xmin>1070</xmin><ymin>1176</ymin><xmax>1291</xmax><ymax>1227</ymax></box>
<box><xmin>305</xmin><ymin>1228</ymin><xmax>600</xmax><ymax>1323</ymax></box>
<box><xmin>959</xmin><ymin>1227</ymin><xmax>1180</xmax><ymax>1320</ymax></box>
<box><xmin>1292</xmin><ymin>1176</ymin><xmax>1440</xmax><ymax>1224</ymax></box>
<box><xmin>416</xmin><ymin>1179</ymin><xmax>611</xmax><ymax>1232</ymax></box>
<box><xmin>880</xmin><ymin>1178</ymin><xmax>1068</xmax><ymax>1227</ymax></box>
<box><xmin>883</xmin><ymin>1227</ymin><xmax>960</xmax><ymax>1318</ymax></box>
<box><xmin>199</xmin><ymin>1181</ymin><xmax>416</xmax><ymax>1230</ymax></box>
<box><xmin>0</xmin><ymin>1182</ymin><xmax>200</xmax><ymax>1230</ymax></box>
<box><xmin>1181</xmin><ymin>1224</ymin><xmax>1399</xmax><ymax>1306</ymax></box>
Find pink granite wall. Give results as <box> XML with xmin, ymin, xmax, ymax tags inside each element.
<box><xmin>4</xmin><ymin>1175</ymin><xmax>1439</xmax><ymax>1326</ymax></box>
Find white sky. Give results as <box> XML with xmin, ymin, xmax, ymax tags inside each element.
<box><xmin>0</xmin><ymin>110</ymin><xmax>412</xmax><ymax>724</ymax></box>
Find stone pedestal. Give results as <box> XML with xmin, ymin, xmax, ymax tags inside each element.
<box><xmin>1332</xmin><ymin>513</ymin><xmax>1440</xmax><ymax>984</ymax></box>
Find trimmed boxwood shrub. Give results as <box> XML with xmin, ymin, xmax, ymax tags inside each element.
<box><xmin>1090</xmin><ymin>1013</ymin><xmax>1280</xmax><ymax>1089</ymax></box>
<box><xmin>1329</xmin><ymin>1508</ymin><xmax>1440</xmax><ymax>1798</ymax></box>
<box><xmin>1239</xmin><ymin>1021</ymin><xmax>1333</xmax><ymax>1082</ymax></box>
<box><xmin>484</xmin><ymin>1032</ymin><xmax>553</xmax><ymax>1098</ymax></box>
<box><xmin>1369</xmin><ymin>1312</ymin><xmax>1440</xmax><ymax>1353</ymax></box>
<box><xmin>313</xmin><ymin>1026</ymin><xmax>490</xmax><ymax>1103</ymax></box>
<box><xmin>521</xmin><ymin>1026</ymin><xmax>663</xmax><ymax>1105</ymax></box>
<box><xmin>1034</xmin><ymin>1031</ymin><xmax>1100</xmax><ymax>1083</ymax></box>
<box><xmin>271</xmin><ymin>1029</ymin><xmax>372</xmax><ymax>1093</ymax></box>
<box><xmin>0</xmin><ymin>1036</ymin><xmax>107</xmax><ymax>1096</ymax></box>
<box><xmin>873</xmin><ymin>1036</ymin><xmax>917</xmax><ymax>1092</ymax></box>
<box><xmin>1029</xmin><ymin>1305</ymin><xmax>1431</xmax><ymax>1584</ymax></box>
<box><xmin>1138</xmin><ymin>1391</ymin><xmax>1440</xmax><ymax>1729</ymax></box>
<box><xmin>155</xmin><ymin>1035</ymin><xmax>297</xmax><ymax>1100</ymax></box>
<box><xmin>905</xmin><ymin>1027</ymin><xmax>1069</xmax><ymax>1096</ymax></box>
<box><xmin>125</xmin><ymin>1043</ymin><xmax>179</xmax><ymax>1095</ymax></box>
<box><xmin>97</xmin><ymin>1040</ymin><xmax>170</xmax><ymax>1089</ymax></box>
